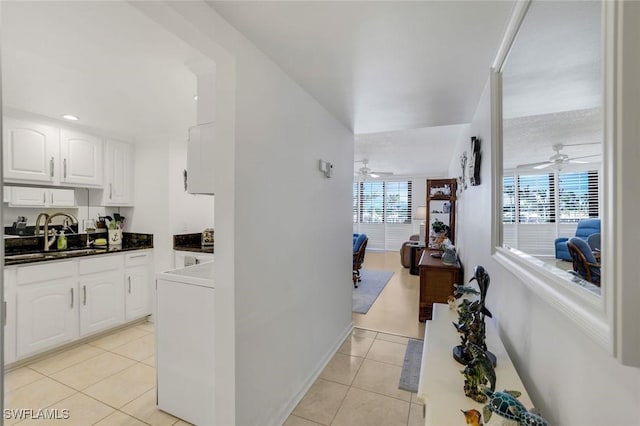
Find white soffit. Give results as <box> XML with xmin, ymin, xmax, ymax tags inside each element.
<box><xmin>209</xmin><ymin>1</ymin><xmax>515</xmax><ymax>135</ymax></box>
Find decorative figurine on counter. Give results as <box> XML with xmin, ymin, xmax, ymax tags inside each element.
<box><xmin>461</xmin><ymin>344</ymin><xmax>496</xmax><ymax>402</ymax></box>
<box><xmin>454</xmin><ymin>284</ymin><xmax>480</xmax><ymax>298</ymax></box>
<box><xmin>453</xmin><ymin>265</ymin><xmax>496</xmax><ymax>367</ymax></box>
<box><xmin>482</xmin><ymin>389</ymin><xmax>550</xmax><ymax>426</ymax></box>
<box><xmin>461</xmin><ymin>408</ymin><xmax>483</xmax><ymax>426</ymax></box>
<box><xmin>447</xmin><ymin>295</ymin><xmax>456</xmax><ymax>310</ymax></box>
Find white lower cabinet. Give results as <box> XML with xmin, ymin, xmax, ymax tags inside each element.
<box><xmin>16</xmin><ymin>261</ymin><xmax>78</xmax><ymax>359</ymax></box>
<box><xmin>125</xmin><ymin>252</ymin><xmax>152</xmax><ymax>321</ymax></box>
<box><xmin>7</xmin><ymin>250</ymin><xmax>152</xmax><ymax>364</ymax></box>
<box><xmin>79</xmin><ymin>255</ymin><xmax>125</xmax><ymax>337</ymax></box>
<box><xmin>4</xmin><ymin>268</ymin><xmax>17</xmax><ymax>364</ymax></box>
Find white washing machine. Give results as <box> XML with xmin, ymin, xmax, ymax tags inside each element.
<box><xmin>155</xmin><ymin>261</ymin><xmax>215</xmax><ymax>425</ymax></box>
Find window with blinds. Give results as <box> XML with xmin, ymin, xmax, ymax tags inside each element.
<box><xmin>558</xmin><ymin>171</ymin><xmax>599</xmax><ymax>222</ymax></box>
<box><xmin>502</xmin><ymin>170</ymin><xmax>599</xmax><ymax>224</ymax></box>
<box><xmin>353</xmin><ymin>180</ymin><xmax>412</xmax><ymax>224</ymax></box>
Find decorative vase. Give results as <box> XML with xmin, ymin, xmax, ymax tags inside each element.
<box><xmin>108</xmin><ymin>229</ymin><xmax>122</xmax><ymax>246</ymax></box>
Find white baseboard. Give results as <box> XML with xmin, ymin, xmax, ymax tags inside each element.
<box><xmin>270</xmin><ymin>321</ymin><xmax>354</xmax><ymax>426</ymax></box>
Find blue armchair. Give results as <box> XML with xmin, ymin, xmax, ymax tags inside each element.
<box><xmin>353</xmin><ymin>233</ymin><xmax>368</xmax><ymax>288</ymax></box>
<box><xmin>555</xmin><ymin>218</ymin><xmax>600</xmax><ymax>261</ymax></box>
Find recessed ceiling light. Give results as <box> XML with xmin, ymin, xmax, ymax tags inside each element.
<box><xmin>62</xmin><ymin>114</ymin><xmax>79</xmax><ymax>121</ymax></box>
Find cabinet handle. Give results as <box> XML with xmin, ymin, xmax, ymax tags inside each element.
<box><xmin>128</xmin><ymin>276</ymin><xmax>132</xmax><ymax>294</ymax></box>
<box><xmin>50</xmin><ymin>192</ymin><xmax>54</xmax><ymax>205</ymax></box>
<box><xmin>70</xmin><ymin>288</ymin><xmax>74</xmax><ymax>308</ymax></box>
<box><xmin>50</xmin><ymin>157</ymin><xmax>54</xmax><ymax>177</ymax></box>
<box><xmin>109</xmin><ymin>183</ymin><xmax>113</xmax><ymax>199</ymax></box>
<box><xmin>43</xmin><ymin>192</ymin><xmax>46</xmax><ymax>204</ymax></box>
<box><xmin>3</xmin><ymin>301</ymin><xmax>6</xmax><ymax>327</ymax></box>
<box><xmin>129</xmin><ymin>254</ymin><xmax>146</xmax><ymax>259</ymax></box>
<box><xmin>83</xmin><ymin>285</ymin><xmax>87</xmax><ymax>306</ymax></box>
<box><xmin>195</xmin><ymin>258</ymin><xmax>200</xmax><ymax>264</ymax></box>
<box><xmin>63</xmin><ymin>158</ymin><xmax>67</xmax><ymax>179</ymax></box>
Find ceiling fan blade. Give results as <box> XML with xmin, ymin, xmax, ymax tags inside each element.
<box><xmin>568</xmin><ymin>154</ymin><xmax>601</xmax><ymax>162</ymax></box>
<box><xmin>533</xmin><ymin>162</ymin><xmax>554</xmax><ymax>170</ymax></box>
<box><xmin>371</xmin><ymin>171</ymin><xmax>393</xmax><ymax>176</ymax></box>
<box><xmin>516</xmin><ymin>161</ymin><xmax>551</xmax><ymax>169</ymax></box>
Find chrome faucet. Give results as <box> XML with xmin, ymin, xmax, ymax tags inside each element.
<box><xmin>34</xmin><ymin>212</ymin><xmax>49</xmax><ymax>236</ymax></box>
<box><xmin>43</xmin><ymin>213</ymin><xmax>78</xmax><ymax>251</ymax></box>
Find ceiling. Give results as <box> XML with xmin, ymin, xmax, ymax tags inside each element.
<box><xmin>1</xmin><ymin>1</ymin><xmax>205</xmax><ymax>140</ymax></box>
<box><xmin>209</xmin><ymin>1</ymin><xmax>515</xmax><ymax>135</ymax></box>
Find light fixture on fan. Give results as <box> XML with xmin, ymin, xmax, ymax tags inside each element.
<box><xmin>354</xmin><ymin>159</ymin><xmax>393</xmax><ymax>179</ymax></box>
<box><xmin>516</xmin><ymin>143</ymin><xmax>600</xmax><ymax>170</ymax></box>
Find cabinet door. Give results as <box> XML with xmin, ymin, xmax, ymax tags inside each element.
<box><xmin>9</xmin><ymin>186</ymin><xmax>47</xmax><ymax>207</ymax></box>
<box><xmin>3</xmin><ymin>117</ymin><xmax>58</xmax><ymax>184</ymax></box>
<box><xmin>4</xmin><ymin>268</ymin><xmax>17</xmax><ymax>365</ymax></box>
<box><xmin>125</xmin><ymin>265</ymin><xmax>150</xmax><ymax>321</ymax></box>
<box><xmin>187</xmin><ymin>123</ymin><xmax>215</xmax><ymax>195</ymax></box>
<box><xmin>16</xmin><ymin>279</ymin><xmax>78</xmax><ymax>358</ymax></box>
<box><xmin>60</xmin><ymin>129</ymin><xmax>103</xmax><ymax>187</ymax></box>
<box><xmin>49</xmin><ymin>188</ymin><xmax>75</xmax><ymax>207</ymax></box>
<box><xmin>103</xmin><ymin>140</ymin><xmax>133</xmax><ymax>206</ymax></box>
<box><xmin>79</xmin><ymin>269</ymin><xmax>125</xmax><ymax>337</ymax></box>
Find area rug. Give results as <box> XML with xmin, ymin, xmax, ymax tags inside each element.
<box><xmin>398</xmin><ymin>339</ymin><xmax>424</xmax><ymax>392</ymax></box>
<box><xmin>352</xmin><ymin>269</ymin><xmax>394</xmax><ymax>314</ymax></box>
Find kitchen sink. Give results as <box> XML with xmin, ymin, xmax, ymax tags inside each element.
<box><xmin>5</xmin><ymin>248</ymin><xmax>108</xmax><ymax>263</ymax></box>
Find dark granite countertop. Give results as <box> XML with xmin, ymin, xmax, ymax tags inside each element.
<box><xmin>173</xmin><ymin>233</ymin><xmax>214</xmax><ymax>254</ymax></box>
<box><xmin>4</xmin><ymin>232</ymin><xmax>153</xmax><ymax>266</ymax></box>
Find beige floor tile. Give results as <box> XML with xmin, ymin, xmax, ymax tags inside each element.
<box><xmin>173</xmin><ymin>421</ymin><xmax>193</xmax><ymax>426</ymax></box>
<box><xmin>28</xmin><ymin>344</ymin><xmax>105</xmax><ymax>376</ymax></box>
<box><xmin>408</xmin><ymin>403</ymin><xmax>425</xmax><ymax>426</ymax></box>
<box><xmin>120</xmin><ymin>388</ymin><xmax>179</xmax><ymax>426</ymax></box>
<box><xmin>84</xmin><ymin>363</ymin><xmax>156</xmax><ymax>408</ymax></box>
<box><xmin>319</xmin><ymin>353</ymin><xmax>364</xmax><ymax>386</ymax></box>
<box><xmin>411</xmin><ymin>392</ymin><xmax>422</xmax><ymax>404</ymax></box>
<box><xmin>283</xmin><ymin>415</ymin><xmax>323</xmax><ymax>425</ymax></box>
<box><xmin>93</xmin><ymin>411</ymin><xmax>147</xmax><ymax>426</ymax></box>
<box><xmin>140</xmin><ymin>354</ymin><xmax>155</xmax><ymax>367</ymax></box>
<box><xmin>88</xmin><ymin>327</ymin><xmax>149</xmax><ymax>351</ymax></box>
<box><xmin>352</xmin><ymin>328</ymin><xmax>378</xmax><ymax>339</ymax></box>
<box><xmin>331</xmin><ymin>387</ymin><xmax>410</xmax><ymax>426</ymax></box>
<box><xmin>352</xmin><ymin>252</ymin><xmax>426</xmax><ymax>340</ymax></box>
<box><xmin>50</xmin><ymin>352</ymin><xmax>136</xmax><ymax>390</ymax></box>
<box><xmin>337</xmin><ymin>334</ymin><xmax>375</xmax><ymax>358</ymax></box>
<box><xmin>292</xmin><ymin>378</ymin><xmax>349</xmax><ymax>425</ymax></box>
<box><xmin>4</xmin><ymin>367</ymin><xmax>45</xmax><ymax>392</ymax></box>
<box><xmin>110</xmin><ymin>334</ymin><xmax>155</xmax><ymax>362</ymax></box>
<box><xmin>134</xmin><ymin>321</ymin><xmax>155</xmax><ymax>334</ymax></box>
<box><xmin>5</xmin><ymin>377</ymin><xmax>76</xmax><ymax>417</ymax></box>
<box><xmin>376</xmin><ymin>332</ymin><xmax>410</xmax><ymax>345</ymax></box>
<box><xmin>352</xmin><ymin>359</ymin><xmax>411</xmax><ymax>402</ymax></box>
<box><xmin>366</xmin><ymin>339</ymin><xmax>408</xmax><ymax>367</ymax></box>
<box><xmin>16</xmin><ymin>392</ymin><xmax>114</xmax><ymax>426</ymax></box>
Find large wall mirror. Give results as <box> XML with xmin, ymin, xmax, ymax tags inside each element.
<box><xmin>490</xmin><ymin>0</ymin><xmax>640</xmax><ymax>365</ymax></box>
<box><xmin>501</xmin><ymin>1</ymin><xmax>602</xmax><ymax>293</ymax></box>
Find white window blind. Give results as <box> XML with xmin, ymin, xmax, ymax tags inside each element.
<box><xmin>384</xmin><ymin>181</ymin><xmax>412</xmax><ymax>224</ymax></box>
<box><xmin>558</xmin><ymin>171</ymin><xmax>599</xmax><ymax>222</ymax></box>
<box><xmin>503</xmin><ymin>176</ymin><xmax>516</xmax><ymax>224</ymax></box>
<box><xmin>353</xmin><ymin>180</ymin><xmax>413</xmax><ymax>224</ymax></box>
<box><xmin>518</xmin><ymin>174</ymin><xmax>554</xmax><ymax>223</ymax></box>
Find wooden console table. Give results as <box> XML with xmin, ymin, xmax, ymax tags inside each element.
<box><xmin>417</xmin><ymin>303</ymin><xmax>533</xmax><ymax>426</ymax></box>
<box><xmin>418</xmin><ymin>250</ymin><xmax>460</xmax><ymax>321</ymax></box>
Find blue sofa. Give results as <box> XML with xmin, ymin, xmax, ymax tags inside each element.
<box><xmin>555</xmin><ymin>218</ymin><xmax>600</xmax><ymax>261</ymax></box>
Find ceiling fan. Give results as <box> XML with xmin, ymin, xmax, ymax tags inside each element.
<box><xmin>354</xmin><ymin>159</ymin><xmax>393</xmax><ymax>178</ymax></box>
<box><xmin>516</xmin><ymin>143</ymin><xmax>600</xmax><ymax>170</ymax></box>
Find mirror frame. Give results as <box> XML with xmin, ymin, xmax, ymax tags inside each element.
<box><xmin>490</xmin><ymin>0</ymin><xmax>640</xmax><ymax>366</ymax></box>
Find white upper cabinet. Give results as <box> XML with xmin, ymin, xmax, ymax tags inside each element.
<box><xmin>3</xmin><ymin>117</ymin><xmax>58</xmax><ymax>184</ymax></box>
<box><xmin>8</xmin><ymin>186</ymin><xmax>75</xmax><ymax>208</ymax></box>
<box><xmin>60</xmin><ymin>129</ymin><xmax>103</xmax><ymax>187</ymax></box>
<box><xmin>187</xmin><ymin>122</ymin><xmax>214</xmax><ymax>195</ymax></box>
<box><xmin>103</xmin><ymin>139</ymin><xmax>134</xmax><ymax>206</ymax></box>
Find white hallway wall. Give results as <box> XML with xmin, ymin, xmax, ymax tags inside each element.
<box><xmin>134</xmin><ymin>2</ymin><xmax>354</xmax><ymax>425</ymax></box>
<box><xmin>448</xmin><ymin>45</ymin><xmax>640</xmax><ymax>426</ymax></box>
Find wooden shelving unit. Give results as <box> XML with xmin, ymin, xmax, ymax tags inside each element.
<box><xmin>426</xmin><ymin>178</ymin><xmax>457</xmax><ymax>247</ymax></box>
